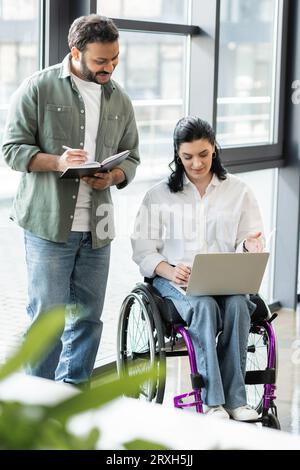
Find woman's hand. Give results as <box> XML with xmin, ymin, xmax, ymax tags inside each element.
<box><xmin>244</xmin><ymin>232</ymin><xmax>264</xmax><ymax>253</ymax></box>
<box><xmin>172</xmin><ymin>263</ymin><xmax>191</xmax><ymax>285</ymax></box>
<box><xmin>155</xmin><ymin>261</ymin><xmax>191</xmax><ymax>284</ymax></box>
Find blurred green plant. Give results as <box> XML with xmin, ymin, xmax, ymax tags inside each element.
<box><xmin>0</xmin><ymin>308</ymin><xmax>167</xmax><ymax>450</ymax></box>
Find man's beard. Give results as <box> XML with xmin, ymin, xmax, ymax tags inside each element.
<box><xmin>79</xmin><ymin>54</ymin><xmax>111</xmax><ymax>84</ymax></box>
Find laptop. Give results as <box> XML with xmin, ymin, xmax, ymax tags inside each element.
<box><xmin>171</xmin><ymin>252</ymin><xmax>269</xmax><ymax>296</ymax></box>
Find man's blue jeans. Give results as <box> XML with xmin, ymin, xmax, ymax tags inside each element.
<box><xmin>24</xmin><ymin>230</ymin><xmax>110</xmax><ymax>384</ymax></box>
<box><xmin>153</xmin><ymin>276</ymin><xmax>257</xmax><ymax>408</ymax></box>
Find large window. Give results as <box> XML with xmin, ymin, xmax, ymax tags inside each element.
<box><xmin>113</xmin><ymin>31</ymin><xmax>187</xmax><ymax>179</ymax></box>
<box><xmin>98</xmin><ymin>1</ymin><xmax>189</xmax><ymax>180</ymax></box>
<box><xmin>238</xmin><ymin>169</ymin><xmax>278</xmax><ymax>302</ymax></box>
<box><xmin>0</xmin><ymin>0</ymin><xmax>40</xmax><ymax>198</ymax></box>
<box><xmin>217</xmin><ymin>0</ymin><xmax>280</xmax><ymax>146</ymax></box>
<box><xmin>0</xmin><ymin>0</ymin><xmax>40</xmax><ymax>148</ymax></box>
<box><xmin>0</xmin><ymin>0</ymin><xmax>40</xmax><ymax>364</ymax></box>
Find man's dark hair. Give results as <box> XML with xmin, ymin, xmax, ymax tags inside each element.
<box><xmin>68</xmin><ymin>14</ymin><xmax>119</xmax><ymax>51</ymax></box>
<box><xmin>168</xmin><ymin>116</ymin><xmax>227</xmax><ymax>193</ymax></box>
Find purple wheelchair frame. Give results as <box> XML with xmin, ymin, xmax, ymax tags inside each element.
<box><xmin>172</xmin><ymin>319</ymin><xmax>277</xmax><ymax>419</ymax></box>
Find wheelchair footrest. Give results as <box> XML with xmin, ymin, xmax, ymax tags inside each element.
<box><xmin>245</xmin><ymin>368</ymin><xmax>276</xmax><ymax>385</ymax></box>
<box><xmin>174</xmin><ymin>391</ymin><xmax>203</xmax><ymax>411</ymax></box>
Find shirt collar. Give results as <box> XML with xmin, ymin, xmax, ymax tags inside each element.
<box><xmin>59</xmin><ymin>53</ymin><xmax>116</xmax><ymax>97</ymax></box>
<box><xmin>183</xmin><ymin>172</ymin><xmax>221</xmax><ymax>188</ymax></box>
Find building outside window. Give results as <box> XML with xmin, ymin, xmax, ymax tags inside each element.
<box><xmin>216</xmin><ymin>0</ymin><xmax>281</xmax><ymax>307</ymax></box>
<box><xmin>113</xmin><ymin>31</ymin><xmax>187</xmax><ymax>179</ymax></box>
<box><xmin>98</xmin><ymin>0</ymin><xmax>189</xmax><ymax>24</ymax></box>
<box><xmin>0</xmin><ymin>0</ymin><xmax>40</xmax><ymax>363</ymax></box>
<box><xmin>217</xmin><ymin>0</ymin><xmax>280</xmax><ymax>146</ymax></box>
<box><xmin>0</xmin><ymin>0</ymin><xmax>39</xmax><ymax>197</ymax></box>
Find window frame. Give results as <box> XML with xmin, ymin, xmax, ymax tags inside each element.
<box><xmin>190</xmin><ymin>0</ymin><xmax>289</xmax><ymax>174</ymax></box>
<box><xmin>219</xmin><ymin>0</ymin><xmax>289</xmax><ymax>172</ymax></box>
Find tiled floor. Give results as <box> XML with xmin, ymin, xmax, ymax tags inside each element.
<box><xmin>0</xmin><ymin>200</ymin><xmax>29</xmax><ymax>362</ymax></box>
<box><xmin>272</xmin><ymin>307</ymin><xmax>300</xmax><ymax>433</ymax></box>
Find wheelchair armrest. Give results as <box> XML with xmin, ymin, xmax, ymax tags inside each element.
<box><xmin>250</xmin><ymin>294</ymin><xmax>270</xmax><ymax>323</ymax></box>
<box><xmin>144</xmin><ymin>281</ymin><xmax>186</xmax><ymax>325</ymax></box>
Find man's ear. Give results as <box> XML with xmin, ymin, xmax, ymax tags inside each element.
<box><xmin>70</xmin><ymin>47</ymin><xmax>81</xmax><ymax>61</ymax></box>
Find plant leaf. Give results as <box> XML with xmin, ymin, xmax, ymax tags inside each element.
<box><xmin>0</xmin><ymin>307</ymin><xmax>65</xmax><ymax>380</ymax></box>
<box><xmin>124</xmin><ymin>439</ymin><xmax>169</xmax><ymax>450</ymax></box>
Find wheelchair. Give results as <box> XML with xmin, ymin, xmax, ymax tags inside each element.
<box><xmin>117</xmin><ymin>279</ymin><xmax>280</xmax><ymax>429</ymax></box>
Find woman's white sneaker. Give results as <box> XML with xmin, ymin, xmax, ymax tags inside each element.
<box><xmin>225</xmin><ymin>405</ymin><xmax>259</xmax><ymax>421</ymax></box>
<box><xmin>205</xmin><ymin>405</ymin><xmax>230</xmax><ymax>419</ymax></box>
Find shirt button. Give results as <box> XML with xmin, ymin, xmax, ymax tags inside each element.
<box><xmin>75</xmin><ymin>179</ymin><xmax>79</xmax><ymax>183</ymax></box>
<box><xmin>80</xmin><ymin>142</ymin><xmax>84</xmax><ymax>147</ymax></box>
<box><xmin>72</xmin><ymin>195</ymin><xmax>76</xmax><ymax>199</ymax></box>
<box><xmin>70</xmin><ymin>215</ymin><xmax>74</xmax><ymax>219</ymax></box>
<box><xmin>57</xmin><ymin>107</ymin><xmax>61</xmax><ymax>111</ymax></box>
<box><xmin>80</xmin><ymin>126</ymin><xmax>84</xmax><ymax>130</ymax></box>
<box><xmin>81</xmin><ymin>109</ymin><xmax>84</xmax><ymax>114</ymax></box>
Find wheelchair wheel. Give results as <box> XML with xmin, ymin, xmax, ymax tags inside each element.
<box><xmin>117</xmin><ymin>284</ymin><xmax>166</xmax><ymax>403</ymax></box>
<box><xmin>245</xmin><ymin>324</ymin><xmax>277</xmax><ymax>414</ymax></box>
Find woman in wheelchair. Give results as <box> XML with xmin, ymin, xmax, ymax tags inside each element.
<box><xmin>131</xmin><ymin>116</ymin><xmax>265</xmax><ymax>421</ymax></box>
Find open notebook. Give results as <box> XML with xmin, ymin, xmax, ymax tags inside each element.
<box><xmin>60</xmin><ymin>150</ymin><xmax>130</xmax><ymax>179</ymax></box>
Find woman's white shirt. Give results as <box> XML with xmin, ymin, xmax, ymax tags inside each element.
<box><xmin>131</xmin><ymin>173</ymin><xmax>264</xmax><ymax>278</ymax></box>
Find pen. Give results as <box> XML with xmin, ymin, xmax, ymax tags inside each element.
<box><xmin>62</xmin><ymin>145</ymin><xmax>71</xmax><ymax>151</ymax></box>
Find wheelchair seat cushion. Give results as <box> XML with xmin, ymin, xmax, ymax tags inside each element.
<box><xmin>161</xmin><ymin>298</ymin><xmax>186</xmax><ymax>325</ymax></box>
<box><xmin>144</xmin><ymin>283</ymin><xmax>269</xmax><ymax>326</ymax></box>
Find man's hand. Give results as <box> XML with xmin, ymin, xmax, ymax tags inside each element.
<box><xmin>172</xmin><ymin>263</ymin><xmax>191</xmax><ymax>285</ymax></box>
<box><xmin>82</xmin><ymin>168</ymin><xmax>126</xmax><ymax>190</ymax></box>
<box><xmin>82</xmin><ymin>171</ymin><xmax>114</xmax><ymax>190</ymax></box>
<box><xmin>244</xmin><ymin>232</ymin><xmax>264</xmax><ymax>253</ymax></box>
<box><xmin>57</xmin><ymin>148</ymin><xmax>88</xmax><ymax>172</ymax></box>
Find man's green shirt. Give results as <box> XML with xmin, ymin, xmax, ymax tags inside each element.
<box><xmin>2</xmin><ymin>54</ymin><xmax>140</xmax><ymax>248</ymax></box>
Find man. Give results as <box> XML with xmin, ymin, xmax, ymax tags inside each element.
<box><xmin>2</xmin><ymin>15</ymin><xmax>140</xmax><ymax>384</ymax></box>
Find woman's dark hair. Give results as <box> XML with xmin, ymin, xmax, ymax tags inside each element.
<box><xmin>68</xmin><ymin>14</ymin><xmax>119</xmax><ymax>51</ymax></box>
<box><xmin>168</xmin><ymin>116</ymin><xmax>227</xmax><ymax>193</ymax></box>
